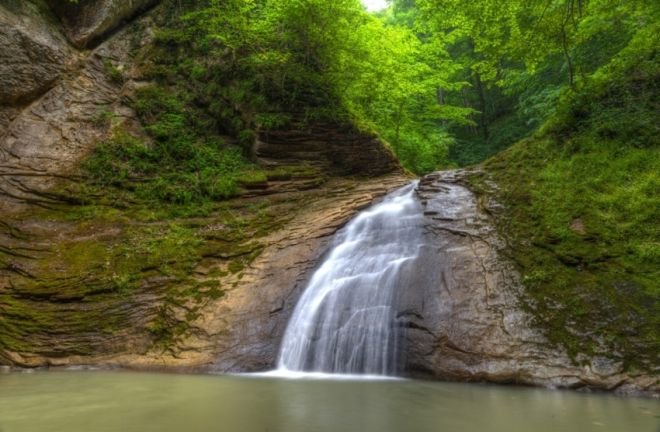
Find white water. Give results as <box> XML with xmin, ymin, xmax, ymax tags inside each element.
<box><xmin>277</xmin><ymin>182</ymin><xmax>424</xmax><ymax>375</ymax></box>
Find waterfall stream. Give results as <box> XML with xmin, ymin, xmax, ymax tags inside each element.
<box><xmin>276</xmin><ymin>182</ymin><xmax>423</xmax><ymax>375</ymax></box>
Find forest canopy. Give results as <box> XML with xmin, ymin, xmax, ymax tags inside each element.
<box><xmin>151</xmin><ymin>0</ymin><xmax>657</xmax><ymax>172</ymax></box>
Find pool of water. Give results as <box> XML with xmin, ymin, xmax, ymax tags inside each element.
<box><xmin>0</xmin><ymin>371</ymin><xmax>657</xmax><ymax>432</ymax></box>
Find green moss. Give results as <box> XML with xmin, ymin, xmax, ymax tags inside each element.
<box><xmin>237</xmin><ymin>170</ymin><xmax>268</xmax><ymax>186</ymax></box>
<box><xmin>264</xmin><ymin>164</ymin><xmax>323</xmax><ymax>181</ymax></box>
<box><xmin>146</xmin><ymin>304</ymin><xmax>188</xmax><ymax>349</ymax></box>
<box><xmin>0</xmin><ymin>0</ymin><xmax>391</xmax><ymax>359</ymax></box>
<box><xmin>0</xmin><ymin>287</ymin><xmax>129</xmax><ymax>355</ymax></box>
<box><xmin>58</xmin><ymin>205</ymin><xmax>126</xmax><ymax>223</ymax></box>
<box><xmin>0</xmin><ymin>218</ymin><xmax>214</xmax><ymax>353</ymax></box>
<box><xmin>91</xmin><ymin>107</ymin><xmax>118</xmax><ymax>129</ymax></box>
<box><xmin>0</xmin><ymin>179</ymin><xmax>304</xmax><ymax>354</ymax></box>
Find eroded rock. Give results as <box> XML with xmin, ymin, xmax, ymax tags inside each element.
<box><xmin>176</xmin><ymin>175</ymin><xmax>410</xmax><ymax>372</ymax></box>
<box><xmin>0</xmin><ymin>0</ymin><xmax>655</xmax><ymax>400</ymax></box>
<box><xmin>254</xmin><ymin>121</ymin><xmax>402</xmax><ymax>177</ymax></box>
<box><xmin>0</xmin><ymin>0</ymin><xmax>408</xmax><ymax>372</ymax></box>
<box><xmin>0</xmin><ymin>174</ymin><xmax>410</xmax><ymax>370</ymax></box>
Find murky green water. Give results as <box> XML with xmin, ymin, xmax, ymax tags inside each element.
<box><xmin>0</xmin><ymin>371</ymin><xmax>657</xmax><ymax>432</ymax></box>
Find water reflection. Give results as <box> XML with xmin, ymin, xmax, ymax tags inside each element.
<box><xmin>0</xmin><ymin>372</ymin><xmax>657</xmax><ymax>432</ymax></box>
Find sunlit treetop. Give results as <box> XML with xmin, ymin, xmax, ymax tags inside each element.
<box><xmin>362</xmin><ymin>0</ymin><xmax>388</xmax><ymax>12</ymax></box>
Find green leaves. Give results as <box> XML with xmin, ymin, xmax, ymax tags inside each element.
<box><xmin>167</xmin><ymin>0</ymin><xmax>471</xmax><ymax>173</ymax></box>
<box><xmin>158</xmin><ymin>0</ymin><xmax>653</xmax><ymax>172</ymax></box>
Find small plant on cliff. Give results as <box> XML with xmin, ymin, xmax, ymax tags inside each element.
<box><xmin>102</xmin><ymin>58</ymin><xmax>125</xmax><ymax>84</ymax></box>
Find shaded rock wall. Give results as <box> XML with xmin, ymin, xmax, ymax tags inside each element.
<box><xmin>47</xmin><ymin>0</ymin><xmax>160</xmax><ymax>48</ymax></box>
<box><xmin>255</xmin><ymin>122</ymin><xmax>401</xmax><ymax>177</ymax></box>
<box><xmin>186</xmin><ymin>175</ymin><xmax>409</xmax><ymax>372</ymax></box>
<box><xmin>1</xmin><ymin>0</ymin><xmax>655</xmax><ymax>400</ymax></box>
<box><xmin>0</xmin><ymin>174</ymin><xmax>409</xmax><ymax>368</ymax></box>
<box><xmin>0</xmin><ymin>0</ymin><xmax>158</xmax><ymax>213</ymax></box>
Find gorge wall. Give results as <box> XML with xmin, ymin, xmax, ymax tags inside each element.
<box><xmin>0</xmin><ymin>0</ymin><xmax>656</xmax><ymax>398</ymax></box>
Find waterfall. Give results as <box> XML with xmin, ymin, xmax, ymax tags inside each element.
<box><xmin>276</xmin><ymin>182</ymin><xmax>423</xmax><ymax>376</ymax></box>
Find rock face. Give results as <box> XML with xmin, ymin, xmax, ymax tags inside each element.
<box><xmin>398</xmin><ymin>170</ymin><xmax>658</xmax><ymax>397</ymax></box>
<box><xmin>0</xmin><ymin>0</ymin><xmax>408</xmax><ymax>371</ymax></box>
<box><xmin>201</xmin><ymin>175</ymin><xmax>410</xmax><ymax>372</ymax></box>
<box><xmin>254</xmin><ymin>122</ymin><xmax>401</xmax><ymax>177</ymax></box>
<box><xmin>0</xmin><ymin>0</ymin><xmax>656</xmax><ymax>400</ymax></box>
<box><xmin>0</xmin><ymin>4</ymin><xmax>155</xmax><ymax>213</ymax></box>
<box><xmin>47</xmin><ymin>0</ymin><xmax>160</xmax><ymax>48</ymax></box>
<box><xmin>0</xmin><ymin>1</ymin><xmax>71</xmax><ymax>105</ymax></box>
<box><xmin>0</xmin><ymin>0</ymin><xmax>170</xmax><ymax>365</ymax></box>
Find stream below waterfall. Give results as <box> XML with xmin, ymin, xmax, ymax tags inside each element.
<box><xmin>0</xmin><ymin>371</ymin><xmax>658</xmax><ymax>432</ymax></box>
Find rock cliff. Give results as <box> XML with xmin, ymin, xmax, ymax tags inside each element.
<box><xmin>0</xmin><ymin>0</ymin><xmax>157</xmax><ymax>212</ymax></box>
<box><xmin>0</xmin><ymin>1</ymin><xmax>70</xmax><ymax>106</ymax></box>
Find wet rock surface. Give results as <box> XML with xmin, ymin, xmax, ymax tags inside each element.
<box><xmin>2</xmin><ymin>166</ymin><xmax>656</xmax><ymax>398</ymax></box>
<box><xmin>400</xmin><ymin>170</ymin><xmax>658</xmax><ymax>397</ymax></box>
<box><xmin>0</xmin><ymin>0</ymin><xmax>409</xmax><ymax>372</ymax></box>
<box><xmin>205</xmin><ymin>175</ymin><xmax>410</xmax><ymax>372</ymax></box>
<box><xmin>0</xmin><ymin>1</ymin><xmax>655</xmax><ymax>399</ymax></box>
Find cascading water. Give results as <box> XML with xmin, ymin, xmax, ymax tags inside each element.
<box><xmin>276</xmin><ymin>182</ymin><xmax>424</xmax><ymax>376</ymax></box>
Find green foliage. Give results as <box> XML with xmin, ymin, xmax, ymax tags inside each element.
<box><xmin>10</xmin><ymin>0</ymin><xmax>660</xmax><ymax>366</ymax></box>
<box><xmin>146</xmin><ymin>0</ymin><xmax>475</xmax><ymax>174</ymax></box>
<box><xmin>371</xmin><ymin>0</ymin><xmax>660</xmax><ymax>369</ymax></box>
<box><xmin>83</xmin><ymin>84</ymin><xmax>255</xmax><ymax>207</ymax></box>
<box><xmin>83</xmin><ymin>129</ymin><xmax>156</xmax><ymax>186</ymax></box>
<box><xmin>91</xmin><ymin>107</ymin><xmax>119</xmax><ymax>129</ymax></box>
<box><xmin>408</xmin><ymin>0</ymin><xmax>659</xmax><ymax>166</ymax></box>
<box><xmin>331</xmin><ymin>10</ymin><xmax>471</xmax><ymax>171</ymax></box>
<box><xmin>254</xmin><ymin>113</ymin><xmax>291</xmax><ymax>130</ymax></box>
